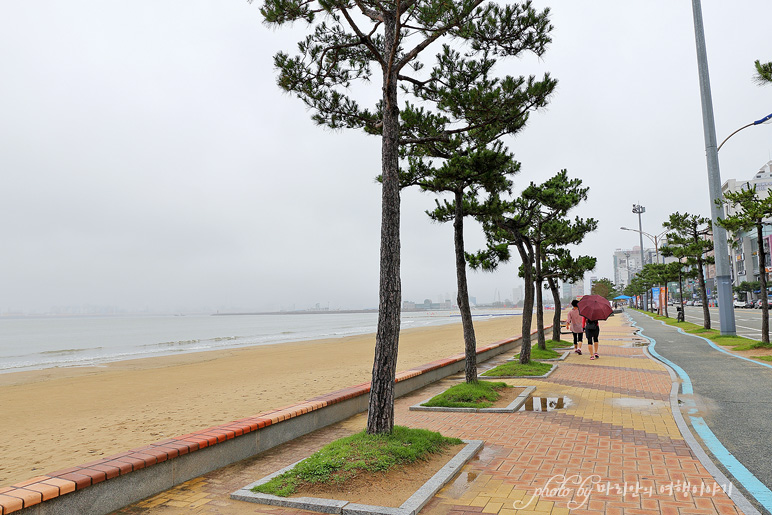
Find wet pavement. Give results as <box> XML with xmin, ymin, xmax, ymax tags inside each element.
<box><xmin>114</xmin><ymin>314</ymin><xmax>750</xmax><ymax>515</ymax></box>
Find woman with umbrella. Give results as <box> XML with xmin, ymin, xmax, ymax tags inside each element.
<box><xmin>577</xmin><ymin>295</ymin><xmax>613</xmax><ymax>360</ymax></box>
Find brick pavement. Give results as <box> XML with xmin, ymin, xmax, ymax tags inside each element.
<box><xmin>115</xmin><ymin>315</ymin><xmax>746</xmax><ymax>515</ymax></box>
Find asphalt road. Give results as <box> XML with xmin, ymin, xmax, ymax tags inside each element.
<box><xmin>679</xmin><ymin>305</ymin><xmax>770</xmax><ymax>340</ymax></box>
<box><xmin>629</xmin><ymin>311</ymin><xmax>772</xmax><ymax>514</ymax></box>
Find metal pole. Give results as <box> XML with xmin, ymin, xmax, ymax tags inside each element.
<box><xmin>690</xmin><ymin>0</ymin><xmax>736</xmax><ymax>335</ymax></box>
<box><xmin>635</xmin><ymin>205</ymin><xmax>647</xmax><ymax>310</ymax></box>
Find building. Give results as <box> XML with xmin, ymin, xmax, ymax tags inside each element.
<box><xmin>561</xmin><ymin>281</ymin><xmax>572</xmax><ymax>301</ymax></box>
<box><xmin>721</xmin><ymin>160</ymin><xmax>772</xmax><ymax>288</ymax></box>
<box><xmin>569</xmin><ymin>279</ymin><xmax>585</xmax><ymax>299</ymax></box>
<box><xmin>512</xmin><ymin>286</ymin><xmax>524</xmax><ymax>306</ymax></box>
<box><xmin>613</xmin><ymin>246</ymin><xmax>658</xmax><ymax>289</ymax></box>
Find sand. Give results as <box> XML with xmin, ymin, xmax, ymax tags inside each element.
<box><xmin>0</xmin><ymin>314</ymin><xmax>538</xmax><ymax>487</ymax></box>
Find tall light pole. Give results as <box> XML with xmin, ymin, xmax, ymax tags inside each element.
<box><xmin>690</xmin><ymin>0</ymin><xmax>736</xmax><ymax>335</ymax></box>
<box><xmin>632</xmin><ymin>204</ymin><xmax>647</xmax><ymax>309</ymax></box>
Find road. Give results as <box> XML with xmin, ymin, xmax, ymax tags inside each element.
<box><xmin>630</xmin><ymin>310</ymin><xmax>772</xmax><ymax>515</ymax></box>
<box><xmin>679</xmin><ymin>305</ymin><xmax>769</xmax><ymax>340</ymax></box>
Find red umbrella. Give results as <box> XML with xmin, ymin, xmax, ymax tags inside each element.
<box><xmin>577</xmin><ymin>294</ymin><xmax>613</xmax><ymax>321</ymax></box>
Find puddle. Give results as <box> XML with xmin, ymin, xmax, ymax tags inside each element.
<box><xmin>519</xmin><ymin>396</ymin><xmax>571</xmax><ymax>411</ymax></box>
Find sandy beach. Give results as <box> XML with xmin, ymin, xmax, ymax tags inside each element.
<box><xmin>0</xmin><ymin>314</ymin><xmax>542</xmax><ymax>487</ymax></box>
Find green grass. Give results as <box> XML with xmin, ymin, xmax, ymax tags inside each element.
<box><xmin>632</xmin><ymin>308</ymin><xmax>772</xmax><ymax>350</ymax></box>
<box><xmin>753</xmin><ymin>355</ymin><xmax>772</xmax><ymax>362</ymax></box>
<box><xmin>481</xmin><ymin>360</ymin><xmax>553</xmax><ymax>377</ymax></box>
<box><xmin>421</xmin><ymin>381</ymin><xmax>510</xmax><ymax>409</ymax></box>
<box><xmin>719</xmin><ymin>337</ymin><xmax>772</xmax><ymax>351</ymax></box>
<box><xmin>252</xmin><ymin>426</ymin><xmax>463</xmax><ymax>497</ymax></box>
<box><xmin>545</xmin><ymin>339</ymin><xmax>572</xmax><ymax>350</ymax></box>
<box><xmin>515</xmin><ymin>347</ymin><xmax>560</xmax><ymax>360</ymax></box>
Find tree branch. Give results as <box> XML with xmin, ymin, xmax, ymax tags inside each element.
<box><xmin>396</xmin><ymin>0</ymin><xmax>485</xmax><ymax>72</ymax></box>
<box><xmin>340</xmin><ymin>6</ymin><xmax>386</xmax><ymax>67</ymax></box>
<box><xmin>353</xmin><ymin>0</ymin><xmax>384</xmax><ymax>21</ymax></box>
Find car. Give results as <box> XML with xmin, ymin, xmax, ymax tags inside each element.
<box><xmin>694</xmin><ymin>300</ymin><xmax>703</xmax><ymax>307</ymax></box>
<box><xmin>734</xmin><ymin>299</ymin><xmax>746</xmax><ymax>308</ymax></box>
<box><xmin>746</xmin><ymin>300</ymin><xmax>757</xmax><ymax>308</ymax></box>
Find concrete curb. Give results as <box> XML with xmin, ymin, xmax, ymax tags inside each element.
<box><xmin>408</xmin><ymin>386</ymin><xmax>536</xmax><ymax>414</ymax></box>
<box><xmin>477</xmin><ymin>363</ymin><xmax>557</xmax><ymax>380</ymax></box>
<box><xmin>230</xmin><ymin>440</ymin><xmax>484</xmax><ymax>515</ymax></box>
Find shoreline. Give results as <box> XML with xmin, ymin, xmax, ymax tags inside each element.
<box><xmin>0</xmin><ymin>313</ymin><xmax>536</xmax><ymax>487</ymax></box>
<box><xmin>0</xmin><ymin>310</ymin><xmax>524</xmax><ymax>376</ymax></box>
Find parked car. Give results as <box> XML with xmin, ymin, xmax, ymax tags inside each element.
<box><xmin>734</xmin><ymin>299</ymin><xmax>746</xmax><ymax>308</ymax></box>
<box><xmin>694</xmin><ymin>300</ymin><xmax>703</xmax><ymax>307</ymax></box>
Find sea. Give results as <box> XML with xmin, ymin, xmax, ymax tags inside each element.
<box><xmin>0</xmin><ymin>310</ymin><xmax>520</xmax><ymax>374</ymax></box>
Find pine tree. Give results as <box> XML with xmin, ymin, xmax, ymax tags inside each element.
<box><xmin>256</xmin><ymin>0</ymin><xmax>555</xmax><ymax>434</ymax></box>
<box><xmin>469</xmin><ymin>170</ymin><xmax>589</xmax><ymax>361</ymax></box>
<box><xmin>754</xmin><ymin>60</ymin><xmax>772</xmax><ymax>86</ymax></box>
<box><xmin>716</xmin><ymin>187</ymin><xmax>772</xmax><ymax>342</ymax></box>
<box><xmin>542</xmin><ymin>246</ymin><xmax>596</xmax><ymax>342</ymax></box>
<box><xmin>404</xmin><ymin>144</ymin><xmax>519</xmax><ymax>383</ymax></box>
<box><xmin>660</xmin><ymin>212</ymin><xmax>714</xmax><ymax>329</ymax></box>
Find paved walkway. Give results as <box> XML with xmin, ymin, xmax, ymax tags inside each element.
<box><xmin>115</xmin><ymin>314</ymin><xmax>748</xmax><ymax>515</ymax></box>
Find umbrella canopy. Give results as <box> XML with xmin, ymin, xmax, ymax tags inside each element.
<box><xmin>577</xmin><ymin>294</ymin><xmax>613</xmax><ymax>321</ymax></box>
<box><xmin>613</xmin><ymin>295</ymin><xmax>632</xmax><ymax>300</ymax></box>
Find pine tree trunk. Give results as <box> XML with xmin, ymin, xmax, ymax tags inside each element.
<box><xmin>535</xmin><ymin>279</ymin><xmax>545</xmax><ymax>350</ymax></box>
<box><xmin>534</xmin><ymin>222</ymin><xmax>545</xmax><ymax>350</ymax></box>
<box><xmin>697</xmin><ymin>257</ymin><xmax>710</xmax><ymax>330</ymax></box>
<box><xmin>367</xmin><ymin>14</ymin><xmax>400</xmax><ymax>435</ymax></box>
<box><xmin>758</xmin><ymin>223</ymin><xmax>769</xmax><ymax>343</ymax></box>
<box><xmin>517</xmin><ymin>242</ymin><xmax>534</xmax><ymax>364</ymax></box>
<box><xmin>548</xmin><ymin>277</ymin><xmax>561</xmax><ymax>342</ymax></box>
<box><xmin>453</xmin><ymin>190</ymin><xmax>478</xmax><ymax>382</ymax></box>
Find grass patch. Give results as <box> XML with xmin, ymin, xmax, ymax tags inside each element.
<box><xmin>545</xmin><ymin>339</ymin><xmax>571</xmax><ymax>350</ymax></box>
<box><xmin>481</xmin><ymin>360</ymin><xmax>553</xmax><ymax>377</ymax></box>
<box><xmin>515</xmin><ymin>347</ymin><xmax>560</xmax><ymax>360</ymax></box>
<box><xmin>252</xmin><ymin>426</ymin><xmax>463</xmax><ymax>497</ymax></box>
<box><xmin>721</xmin><ymin>338</ymin><xmax>772</xmax><ymax>351</ymax></box>
<box><xmin>753</xmin><ymin>355</ymin><xmax>772</xmax><ymax>362</ymax></box>
<box><xmin>421</xmin><ymin>381</ymin><xmax>510</xmax><ymax>409</ymax></box>
<box><xmin>711</xmin><ymin>335</ymin><xmax>751</xmax><ymax>346</ymax></box>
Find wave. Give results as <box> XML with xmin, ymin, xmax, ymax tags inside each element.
<box><xmin>39</xmin><ymin>347</ymin><xmax>100</xmax><ymax>356</ymax></box>
<box><xmin>142</xmin><ymin>339</ymin><xmax>201</xmax><ymax>348</ymax></box>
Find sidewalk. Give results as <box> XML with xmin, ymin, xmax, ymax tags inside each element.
<box><xmin>115</xmin><ymin>314</ymin><xmax>747</xmax><ymax>515</ymax></box>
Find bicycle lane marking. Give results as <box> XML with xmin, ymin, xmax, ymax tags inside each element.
<box><xmin>630</xmin><ymin>313</ymin><xmax>772</xmax><ymax>514</ymax></box>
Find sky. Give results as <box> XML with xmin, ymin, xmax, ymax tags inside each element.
<box><xmin>1</xmin><ymin>1</ymin><xmax>771</xmax><ymax>314</ymax></box>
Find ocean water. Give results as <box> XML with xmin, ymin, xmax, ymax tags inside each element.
<box><xmin>0</xmin><ymin>310</ymin><xmax>519</xmax><ymax>374</ymax></box>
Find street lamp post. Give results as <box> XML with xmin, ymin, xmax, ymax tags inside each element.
<box><xmin>632</xmin><ymin>205</ymin><xmax>647</xmax><ymax>310</ymax></box>
<box><xmin>621</xmin><ymin>225</ymin><xmax>669</xmax><ymax>314</ymax></box>
<box><xmin>621</xmin><ymin>227</ymin><xmax>669</xmax><ymax>264</ymax></box>
<box><xmin>717</xmin><ymin>112</ymin><xmax>772</xmax><ymax>152</ymax></box>
<box><xmin>690</xmin><ymin>0</ymin><xmax>736</xmax><ymax>335</ymax></box>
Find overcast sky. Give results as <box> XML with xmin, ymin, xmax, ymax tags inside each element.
<box><xmin>1</xmin><ymin>1</ymin><xmax>771</xmax><ymax>313</ymax></box>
